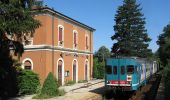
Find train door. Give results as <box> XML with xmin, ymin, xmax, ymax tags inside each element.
<box><xmin>119</xmin><ymin>59</ymin><xmax>126</xmax><ymax>82</ymax></box>
<box><xmin>112</xmin><ymin>59</ymin><xmax>118</xmax><ymax>82</ymax></box>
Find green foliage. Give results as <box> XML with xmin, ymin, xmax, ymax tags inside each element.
<box><xmin>111</xmin><ymin>0</ymin><xmax>152</xmax><ymax>57</ymax></box>
<box><xmin>58</xmin><ymin>89</ymin><xmax>66</xmax><ymax>96</ymax></box>
<box><xmin>65</xmin><ymin>80</ymin><xmax>76</xmax><ymax>86</ymax></box>
<box><xmin>157</xmin><ymin>24</ymin><xmax>170</xmax><ymax>66</ymax></box>
<box><xmin>0</xmin><ymin>0</ymin><xmax>41</xmax><ymax>98</ymax></box>
<box><xmin>78</xmin><ymin>80</ymin><xmax>88</xmax><ymax>83</ymax></box>
<box><xmin>0</xmin><ymin>0</ymin><xmax>41</xmax><ymax>57</ymax></box>
<box><xmin>94</xmin><ymin>46</ymin><xmax>111</xmax><ymax>62</ymax></box>
<box><xmin>40</xmin><ymin>72</ymin><xmax>58</xmax><ymax>97</ymax></box>
<box><xmin>17</xmin><ymin>70</ymin><xmax>40</xmax><ymax>95</ymax></box>
<box><xmin>162</xmin><ymin>64</ymin><xmax>170</xmax><ymax>99</ymax></box>
<box><xmin>93</xmin><ymin>58</ymin><xmax>105</xmax><ymax>79</ymax></box>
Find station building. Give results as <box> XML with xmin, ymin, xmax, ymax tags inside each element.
<box><xmin>20</xmin><ymin>7</ymin><xmax>95</xmax><ymax>85</ymax></box>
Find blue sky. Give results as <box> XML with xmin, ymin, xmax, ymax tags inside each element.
<box><xmin>44</xmin><ymin>0</ymin><xmax>170</xmax><ymax>53</ymax></box>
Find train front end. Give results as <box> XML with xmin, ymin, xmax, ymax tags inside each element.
<box><xmin>105</xmin><ymin>58</ymin><xmax>140</xmax><ymax>91</ymax></box>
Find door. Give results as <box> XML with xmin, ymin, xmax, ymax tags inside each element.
<box><xmin>112</xmin><ymin>59</ymin><xmax>118</xmax><ymax>81</ymax></box>
<box><xmin>73</xmin><ymin>60</ymin><xmax>76</xmax><ymax>81</ymax></box>
<box><xmin>85</xmin><ymin>62</ymin><xmax>88</xmax><ymax>80</ymax></box>
<box><xmin>119</xmin><ymin>59</ymin><xmax>126</xmax><ymax>81</ymax></box>
<box><xmin>58</xmin><ymin>60</ymin><xmax>62</xmax><ymax>86</ymax></box>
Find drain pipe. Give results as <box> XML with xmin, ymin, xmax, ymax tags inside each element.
<box><xmin>52</xmin><ymin>8</ymin><xmax>54</xmax><ymax>75</ymax></box>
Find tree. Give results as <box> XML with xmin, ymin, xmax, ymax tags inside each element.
<box><xmin>40</xmin><ymin>72</ymin><xmax>58</xmax><ymax>97</ymax></box>
<box><xmin>0</xmin><ymin>0</ymin><xmax>41</xmax><ymax>58</ymax></box>
<box><xmin>93</xmin><ymin>58</ymin><xmax>105</xmax><ymax>79</ymax></box>
<box><xmin>157</xmin><ymin>23</ymin><xmax>170</xmax><ymax>66</ymax></box>
<box><xmin>94</xmin><ymin>46</ymin><xmax>111</xmax><ymax>62</ymax></box>
<box><xmin>111</xmin><ymin>0</ymin><xmax>152</xmax><ymax>58</ymax></box>
<box><xmin>0</xmin><ymin>0</ymin><xmax>41</xmax><ymax>98</ymax></box>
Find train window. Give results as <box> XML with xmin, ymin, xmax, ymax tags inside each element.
<box><xmin>106</xmin><ymin>65</ymin><xmax>112</xmax><ymax>74</ymax></box>
<box><xmin>127</xmin><ymin>65</ymin><xmax>134</xmax><ymax>74</ymax></box>
<box><xmin>113</xmin><ymin>66</ymin><xmax>117</xmax><ymax>75</ymax></box>
<box><xmin>121</xmin><ymin>66</ymin><xmax>125</xmax><ymax>75</ymax></box>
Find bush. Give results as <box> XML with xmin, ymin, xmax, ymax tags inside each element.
<box><xmin>78</xmin><ymin>80</ymin><xmax>88</xmax><ymax>83</ymax></box>
<box><xmin>17</xmin><ymin>70</ymin><xmax>40</xmax><ymax>95</ymax></box>
<box><xmin>40</xmin><ymin>72</ymin><xmax>58</xmax><ymax>97</ymax></box>
<box><xmin>65</xmin><ymin>80</ymin><xmax>76</xmax><ymax>86</ymax></box>
<box><xmin>162</xmin><ymin>65</ymin><xmax>170</xmax><ymax>100</ymax></box>
<box><xmin>58</xmin><ymin>89</ymin><xmax>66</xmax><ymax>96</ymax></box>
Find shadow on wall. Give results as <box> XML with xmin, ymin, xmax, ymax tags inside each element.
<box><xmin>0</xmin><ymin>40</ymin><xmax>24</xmax><ymax>99</ymax></box>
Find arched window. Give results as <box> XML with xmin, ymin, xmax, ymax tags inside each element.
<box><xmin>22</xmin><ymin>58</ymin><xmax>33</xmax><ymax>70</ymax></box>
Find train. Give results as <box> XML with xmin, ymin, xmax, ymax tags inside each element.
<box><xmin>105</xmin><ymin>57</ymin><xmax>159</xmax><ymax>91</ymax></box>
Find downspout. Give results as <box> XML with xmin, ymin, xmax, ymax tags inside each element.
<box><xmin>90</xmin><ymin>31</ymin><xmax>92</xmax><ymax>80</ymax></box>
<box><xmin>52</xmin><ymin>10</ymin><xmax>54</xmax><ymax>75</ymax></box>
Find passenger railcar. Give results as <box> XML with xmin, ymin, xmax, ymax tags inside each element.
<box><xmin>105</xmin><ymin>57</ymin><xmax>159</xmax><ymax>91</ymax></box>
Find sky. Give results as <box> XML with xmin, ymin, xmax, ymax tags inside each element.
<box><xmin>43</xmin><ymin>0</ymin><xmax>170</xmax><ymax>53</ymax></box>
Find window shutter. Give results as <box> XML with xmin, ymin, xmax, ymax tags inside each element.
<box><xmin>59</xmin><ymin>27</ymin><xmax>62</xmax><ymax>41</ymax></box>
<box><xmin>86</xmin><ymin>36</ymin><xmax>88</xmax><ymax>49</ymax></box>
<box><xmin>74</xmin><ymin>32</ymin><xmax>76</xmax><ymax>45</ymax></box>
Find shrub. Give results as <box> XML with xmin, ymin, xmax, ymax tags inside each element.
<box><xmin>40</xmin><ymin>72</ymin><xmax>58</xmax><ymax>97</ymax></box>
<box><xmin>65</xmin><ymin>80</ymin><xmax>76</xmax><ymax>86</ymax></box>
<box><xmin>162</xmin><ymin>65</ymin><xmax>170</xmax><ymax>100</ymax></box>
<box><xmin>17</xmin><ymin>70</ymin><xmax>40</xmax><ymax>95</ymax></box>
<box><xmin>78</xmin><ymin>80</ymin><xmax>88</xmax><ymax>83</ymax></box>
<box><xmin>58</xmin><ymin>89</ymin><xmax>66</xmax><ymax>96</ymax></box>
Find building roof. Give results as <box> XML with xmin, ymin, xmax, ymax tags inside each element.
<box><xmin>33</xmin><ymin>7</ymin><xmax>96</xmax><ymax>32</ymax></box>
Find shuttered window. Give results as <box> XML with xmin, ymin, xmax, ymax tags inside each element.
<box><xmin>59</xmin><ymin>27</ymin><xmax>63</xmax><ymax>41</ymax></box>
<box><xmin>86</xmin><ymin>36</ymin><xmax>88</xmax><ymax>49</ymax></box>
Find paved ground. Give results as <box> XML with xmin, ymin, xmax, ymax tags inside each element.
<box><xmin>9</xmin><ymin>79</ymin><xmax>104</xmax><ymax>100</ymax></box>
<box><xmin>155</xmin><ymin>77</ymin><xmax>164</xmax><ymax>100</ymax></box>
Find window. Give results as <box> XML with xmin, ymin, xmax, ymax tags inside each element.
<box><xmin>106</xmin><ymin>65</ymin><xmax>112</xmax><ymax>74</ymax></box>
<box><xmin>58</xmin><ymin>25</ymin><xmax>64</xmax><ymax>46</ymax></box>
<box><xmin>127</xmin><ymin>65</ymin><xmax>134</xmax><ymax>74</ymax></box>
<box><xmin>121</xmin><ymin>66</ymin><xmax>125</xmax><ymax>75</ymax></box>
<box><xmin>113</xmin><ymin>66</ymin><xmax>117</xmax><ymax>75</ymax></box>
<box><xmin>23</xmin><ymin>33</ymin><xmax>33</xmax><ymax>46</ymax></box>
<box><xmin>85</xmin><ymin>35</ymin><xmax>89</xmax><ymax>50</ymax></box>
<box><xmin>73</xmin><ymin>30</ymin><xmax>78</xmax><ymax>49</ymax></box>
<box><xmin>24</xmin><ymin>60</ymin><xmax>32</xmax><ymax>70</ymax></box>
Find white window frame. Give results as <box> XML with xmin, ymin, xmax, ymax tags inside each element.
<box><xmin>73</xmin><ymin>30</ymin><xmax>78</xmax><ymax>50</ymax></box>
<box><xmin>58</xmin><ymin>25</ymin><xmax>64</xmax><ymax>47</ymax></box>
<box><xmin>22</xmin><ymin>58</ymin><xmax>33</xmax><ymax>70</ymax></box>
<box><xmin>85</xmin><ymin>34</ymin><xmax>89</xmax><ymax>50</ymax></box>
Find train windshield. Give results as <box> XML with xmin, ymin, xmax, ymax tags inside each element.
<box><xmin>106</xmin><ymin>65</ymin><xmax>112</xmax><ymax>74</ymax></box>
<box><xmin>127</xmin><ymin>65</ymin><xmax>134</xmax><ymax>74</ymax></box>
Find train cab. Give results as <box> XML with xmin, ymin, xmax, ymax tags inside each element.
<box><xmin>105</xmin><ymin>58</ymin><xmax>141</xmax><ymax>91</ymax></box>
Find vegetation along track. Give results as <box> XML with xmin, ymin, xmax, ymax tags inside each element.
<box><xmin>102</xmin><ymin>73</ymin><xmax>161</xmax><ymax>100</ymax></box>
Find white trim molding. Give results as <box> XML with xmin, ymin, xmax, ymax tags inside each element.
<box><xmin>22</xmin><ymin>58</ymin><xmax>33</xmax><ymax>70</ymax></box>
<box><xmin>72</xmin><ymin>59</ymin><xmax>78</xmax><ymax>83</ymax></box>
<box><xmin>57</xmin><ymin>58</ymin><xmax>65</xmax><ymax>85</ymax></box>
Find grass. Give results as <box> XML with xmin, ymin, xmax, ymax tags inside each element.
<box><xmin>65</xmin><ymin>80</ymin><xmax>76</xmax><ymax>86</ymax></box>
<box><xmin>78</xmin><ymin>80</ymin><xmax>88</xmax><ymax>83</ymax></box>
<box><xmin>32</xmin><ymin>89</ymin><xmax>66</xmax><ymax>99</ymax></box>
